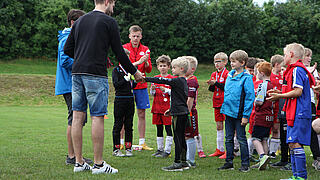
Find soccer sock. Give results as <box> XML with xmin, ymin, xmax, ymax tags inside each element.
<box><xmin>217</xmin><ymin>130</ymin><xmax>225</xmax><ymax>152</ymax></box>
<box><xmin>234</xmin><ymin>136</ymin><xmax>239</xmax><ymax>150</ymax></box>
<box><xmin>248</xmin><ymin>138</ymin><xmax>254</xmax><ymax>157</ymax></box>
<box><xmin>195</xmin><ymin>134</ymin><xmax>204</xmax><ymax>152</ymax></box>
<box><xmin>120</xmin><ymin>139</ymin><xmax>124</xmax><ymax>145</ymax></box>
<box><xmin>157</xmin><ymin>137</ymin><xmax>164</xmax><ymax>151</ymax></box>
<box><xmin>290</xmin><ymin>149</ymin><xmax>297</xmax><ymax>177</ymax></box>
<box><xmin>270</xmin><ymin>138</ymin><xmax>280</xmax><ymax>153</ymax></box>
<box><xmin>294</xmin><ymin>147</ymin><xmax>307</xmax><ymax>179</ymax></box>
<box><xmin>164</xmin><ymin>136</ymin><xmax>173</xmax><ymax>153</ymax></box>
<box><xmin>139</xmin><ymin>138</ymin><xmax>145</xmax><ymax>146</ymax></box>
<box><xmin>186</xmin><ymin>138</ymin><xmax>197</xmax><ymax>163</ymax></box>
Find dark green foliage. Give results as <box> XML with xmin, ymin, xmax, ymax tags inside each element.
<box><xmin>1</xmin><ymin>0</ymin><xmax>319</xmax><ymax>64</ymax></box>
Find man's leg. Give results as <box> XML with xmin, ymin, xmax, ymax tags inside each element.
<box><xmin>92</xmin><ymin>116</ymin><xmax>105</xmax><ymax>165</ymax></box>
<box><xmin>72</xmin><ymin>111</ymin><xmax>86</xmax><ymax>164</ymax></box>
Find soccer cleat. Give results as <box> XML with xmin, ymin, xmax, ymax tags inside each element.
<box><xmin>162</xmin><ymin>162</ymin><xmax>183</xmax><ymax>172</ymax></box>
<box><xmin>66</xmin><ymin>156</ymin><xmax>93</xmax><ymax>165</ymax></box>
<box><xmin>209</xmin><ymin>149</ymin><xmax>225</xmax><ymax>157</ymax></box>
<box><xmin>112</xmin><ymin>149</ymin><xmax>125</xmax><ymax>157</ymax></box>
<box><xmin>125</xmin><ymin>149</ymin><xmax>133</xmax><ymax>157</ymax></box>
<box><xmin>271</xmin><ymin>161</ymin><xmax>288</xmax><ymax>168</ymax></box>
<box><xmin>258</xmin><ymin>155</ymin><xmax>270</xmax><ymax>170</ymax></box>
<box><xmin>238</xmin><ymin>166</ymin><xmax>250</xmax><ymax>172</ymax></box>
<box><xmin>217</xmin><ymin>162</ymin><xmax>234</xmax><ymax>170</ymax></box>
<box><xmin>92</xmin><ymin>161</ymin><xmax>118</xmax><ymax>174</ymax></box>
<box><xmin>141</xmin><ymin>143</ymin><xmax>153</xmax><ymax>151</ymax></box>
<box><xmin>250</xmin><ymin>162</ymin><xmax>260</xmax><ymax>169</ymax></box>
<box><xmin>181</xmin><ymin>161</ymin><xmax>190</xmax><ymax>170</ymax></box>
<box><xmin>198</xmin><ymin>151</ymin><xmax>206</xmax><ymax>158</ymax></box>
<box><xmin>152</xmin><ymin>150</ymin><xmax>163</xmax><ymax>157</ymax></box>
<box><xmin>120</xmin><ymin>144</ymin><xmax>124</xmax><ymax>150</ymax></box>
<box><xmin>159</xmin><ymin>152</ymin><xmax>171</xmax><ymax>158</ymax></box>
<box><xmin>269</xmin><ymin>152</ymin><xmax>276</xmax><ymax>159</ymax></box>
<box><xmin>280</xmin><ymin>163</ymin><xmax>292</xmax><ymax>171</ymax></box>
<box><xmin>73</xmin><ymin>162</ymin><xmax>92</xmax><ymax>172</ymax></box>
<box><xmin>219</xmin><ymin>152</ymin><xmax>226</xmax><ymax>159</ymax></box>
<box><xmin>187</xmin><ymin>160</ymin><xmax>196</xmax><ymax>168</ymax></box>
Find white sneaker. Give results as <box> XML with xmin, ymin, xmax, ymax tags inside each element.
<box><xmin>112</xmin><ymin>149</ymin><xmax>125</xmax><ymax>157</ymax></box>
<box><xmin>73</xmin><ymin>162</ymin><xmax>92</xmax><ymax>172</ymax></box>
<box><xmin>125</xmin><ymin>149</ymin><xmax>133</xmax><ymax>157</ymax></box>
<box><xmin>92</xmin><ymin>161</ymin><xmax>118</xmax><ymax>174</ymax></box>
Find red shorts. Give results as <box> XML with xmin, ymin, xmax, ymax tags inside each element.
<box><xmin>185</xmin><ymin>110</ymin><xmax>198</xmax><ymax>138</ymax></box>
<box><xmin>152</xmin><ymin>113</ymin><xmax>171</xmax><ymax>125</ymax></box>
<box><xmin>214</xmin><ymin>108</ymin><xmax>225</xmax><ymax>122</ymax></box>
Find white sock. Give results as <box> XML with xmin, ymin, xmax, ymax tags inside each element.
<box><xmin>186</xmin><ymin>138</ymin><xmax>197</xmax><ymax>163</ymax></box>
<box><xmin>195</xmin><ymin>134</ymin><xmax>204</xmax><ymax>152</ymax></box>
<box><xmin>120</xmin><ymin>139</ymin><xmax>124</xmax><ymax>145</ymax></box>
<box><xmin>270</xmin><ymin>138</ymin><xmax>280</xmax><ymax>153</ymax></box>
<box><xmin>164</xmin><ymin>136</ymin><xmax>173</xmax><ymax>153</ymax></box>
<box><xmin>248</xmin><ymin>138</ymin><xmax>254</xmax><ymax>156</ymax></box>
<box><xmin>157</xmin><ymin>137</ymin><xmax>164</xmax><ymax>151</ymax></box>
<box><xmin>139</xmin><ymin>138</ymin><xmax>145</xmax><ymax>145</ymax></box>
<box><xmin>217</xmin><ymin>130</ymin><xmax>224</xmax><ymax>152</ymax></box>
<box><xmin>234</xmin><ymin>136</ymin><xmax>239</xmax><ymax>150</ymax></box>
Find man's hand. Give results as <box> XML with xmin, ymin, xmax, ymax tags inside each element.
<box><xmin>241</xmin><ymin>118</ymin><xmax>248</xmax><ymax>126</ymax></box>
<box><xmin>134</xmin><ymin>70</ymin><xmax>144</xmax><ymax>82</ymax></box>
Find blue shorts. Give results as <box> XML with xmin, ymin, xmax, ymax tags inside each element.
<box><xmin>133</xmin><ymin>88</ymin><xmax>150</xmax><ymax>109</ymax></box>
<box><xmin>72</xmin><ymin>75</ymin><xmax>109</xmax><ymax>116</ymax></box>
<box><xmin>287</xmin><ymin>117</ymin><xmax>312</xmax><ymax>145</ymax></box>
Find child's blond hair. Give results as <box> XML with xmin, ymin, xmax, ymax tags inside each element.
<box><xmin>214</xmin><ymin>52</ymin><xmax>228</xmax><ymax>63</ymax></box>
<box><xmin>171</xmin><ymin>57</ymin><xmax>190</xmax><ymax>74</ymax></box>
<box><xmin>230</xmin><ymin>50</ymin><xmax>248</xmax><ymax>66</ymax></box>
<box><xmin>270</xmin><ymin>55</ymin><xmax>284</xmax><ymax>67</ymax></box>
<box><xmin>256</xmin><ymin>62</ymin><xmax>272</xmax><ymax>77</ymax></box>
<box><xmin>156</xmin><ymin>55</ymin><xmax>171</xmax><ymax>66</ymax></box>
<box><xmin>284</xmin><ymin>43</ymin><xmax>305</xmax><ymax>59</ymax></box>
<box><xmin>183</xmin><ymin>56</ymin><xmax>198</xmax><ymax>69</ymax></box>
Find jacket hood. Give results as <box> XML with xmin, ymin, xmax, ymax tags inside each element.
<box><xmin>58</xmin><ymin>28</ymin><xmax>71</xmax><ymax>41</ymax></box>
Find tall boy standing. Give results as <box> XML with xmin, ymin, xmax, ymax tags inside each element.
<box><xmin>268</xmin><ymin>43</ymin><xmax>315</xmax><ymax>180</ymax></box>
<box><xmin>150</xmin><ymin>55</ymin><xmax>174</xmax><ymax>158</ymax></box>
<box><xmin>207</xmin><ymin>52</ymin><xmax>229</xmax><ymax>158</ymax></box>
<box><xmin>145</xmin><ymin>57</ymin><xmax>190</xmax><ymax>171</ymax></box>
<box><xmin>218</xmin><ymin>50</ymin><xmax>255</xmax><ymax>172</ymax></box>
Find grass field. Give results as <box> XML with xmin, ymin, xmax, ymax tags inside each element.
<box><xmin>0</xmin><ymin>59</ymin><xmax>319</xmax><ymax>179</ymax></box>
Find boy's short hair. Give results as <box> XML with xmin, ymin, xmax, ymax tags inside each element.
<box><xmin>171</xmin><ymin>57</ymin><xmax>190</xmax><ymax>74</ymax></box>
<box><xmin>246</xmin><ymin>57</ymin><xmax>258</xmax><ymax>69</ymax></box>
<box><xmin>183</xmin><ymin>56</ymin><xmax>198</xmax><ymax>69</ymax></box>
<box><xmin>214</xmin><ymin>52</ymin><xmax>228</xmax><ymax>63</ymax></box>
<box><xmin>230</xmin><ymin>50</ymin><xmax>248</xmax><ymax>66</ymax></box>
<box><xmin>67</xmin><ymin>9</ymin><xmax>85</xmax><ymax>27</ymax></box>
<box><xmin>270</xmin><ymin>54</ymin><xmax>284</xmax><ymax>67</ymax></box>
<box><xmin>256</xmin><ymin>62</ymin><xmax>272</xmax><ymax>77</ymax></box>
<box><xmin>284</xmin><ymin>43</ymin><xmax>305</xmax><ymax>59</ymax></box>
<box><xmin>156</xmin><ymin>55</ymin><xmax>171</xmax><ymax>66</ymax></box>
<box><xmin>305</xmin><ymin>48</ymin><xmax>312</xmax><ymax>57</ymax></box>
<box><xmin>129</xmin><ymin>25</ymin><xmax>142</xmax><ymax>33</ymax></box>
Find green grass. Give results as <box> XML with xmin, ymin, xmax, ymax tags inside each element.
<box><xmin>0</xmin><ymin>59</ymin><xmax>319</xmax><ymax>179</ymax></box>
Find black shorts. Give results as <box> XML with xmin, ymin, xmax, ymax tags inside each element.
<box><xmin>252</xmin><ymin>125</ymin><xmax>270</xmax><ymax>141</ymax></box>
<box><xmin>63</xmin><ymin>93</ymin><xmax>87</xmax><ymax>126</ymax></box>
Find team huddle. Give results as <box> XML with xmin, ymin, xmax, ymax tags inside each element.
<box><xmin>55</xmin><ymin>1</ymin><xmax>320</xmax><ymax>179</ymax></box>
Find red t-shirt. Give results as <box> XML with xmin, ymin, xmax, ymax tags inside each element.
<box><xmin>210</xmin><ymin>68</ymin><xmax>229</xmax><ymax>108</ymax></box>
<box><xmin>123</xmin><ymin>42</ymin><xmax>152</xmax><ymax>89</ymax></box>
<box><xmin>151</xmin><ymin>74</ymin><xmax>174</xmax><ymax>114</ymax></box>
<box><xmin>187</xmin><ymin>75</ymin><xmax>199</xmax><ymax>112</ymax></box>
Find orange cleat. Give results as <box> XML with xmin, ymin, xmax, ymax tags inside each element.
<box><xmin>209</xmin><ymin>149</ymin><xmax>225</xmax><ymax>157</ymax></box>
<box><xmin>219</xmin><ymin>152</ymin><xmax>226</xmax><ymax>159</ymax></box>
<box><xmin>198</xmin><ymin>151</ymin><xmax>206</xmax><ymax>158</ymax></box>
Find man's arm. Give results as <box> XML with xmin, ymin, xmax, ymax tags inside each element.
<box><xmin>145</xmin><ymin>77</ymin><xmax>176</xmax><ymax>87</ymax></box>
<box><xmin>267</xmin><ymin>88</ymin><xmax>302</xmax><ymax>101</ymax></box>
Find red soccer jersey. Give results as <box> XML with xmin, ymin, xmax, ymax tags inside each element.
<box><xmin>187</xmin><ymin>75</ymin><xmax>199</xmax><ymax>112</ymax></box>
<box><xmin>210</xmin><ymin>68</ymin><xmax>229</xmax><ymax>108</ymax></box>
<box><xmin>254</xmin><ymin>80</ymin><xmax>274</xmax><ymax>127</ymax></box>
<box><xmin>151</xmin><ymin>74</ymin><xmax>174</xmax><ymax>114</ymax></box>
<box><xmin>123</xmin><ymin>42</ymin><xmax>152</xmax><ymax>89</ymax></box>
<box><xmin>270</xmin><ymin>72</ymin><xmax>283</xmax><ymax>91</ymax></box>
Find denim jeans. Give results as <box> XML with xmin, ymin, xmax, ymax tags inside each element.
<box><xmin>225</xmin><ymin>115</ymin><xmax>249</xmax><ymax>167</ymax></box>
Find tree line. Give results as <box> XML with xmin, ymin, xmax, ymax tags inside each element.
<box><xmin>1</xmin><ymin>0</ymin><xmax>319</xmax><ymax>63</ymax></box>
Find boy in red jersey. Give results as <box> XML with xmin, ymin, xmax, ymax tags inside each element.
<box><xmin>150</xmin><ymin>55</ymin><xmax>174</xmax><ymax>157</ymax></box>
<box><xmin>251</xmin><ymin>62</ymin><xmax>274</xmax><ymax>170</ymax></box>
<box><xmin>207</xmin><ymin>52</ymin><xmax>229</xmax><ymax>159</ymax></box>
<box><xmin>269</xmin><ymin>55</ymin><xmax>284</xmax><ymax>158</ymax></box>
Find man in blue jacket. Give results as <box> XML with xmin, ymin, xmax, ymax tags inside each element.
<box><xmin>55</xmin><ymin>9</ymin><xmax>92</xmax><ymax>165</ymax></box>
